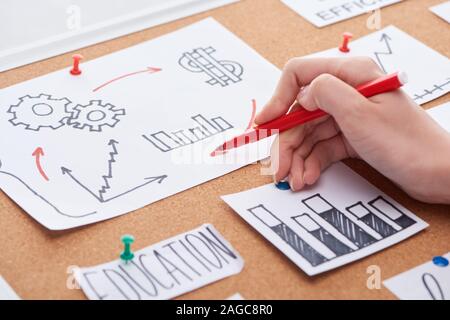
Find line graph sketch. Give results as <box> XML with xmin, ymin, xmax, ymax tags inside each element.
<box><xmin>61</xmin><ymin>139</ymin><xmax>167</xmax><ymax>203</ymax></box>
<box><xmin>309</xmin><ymin>25</ymin><xmax>450</xmax><ymax>106</ymax></box>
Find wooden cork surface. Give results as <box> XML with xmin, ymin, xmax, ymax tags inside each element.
<box><xmin>0</xmin><ymin>0</ymin><xmax>449</xmax><ymax>300</ymax></box>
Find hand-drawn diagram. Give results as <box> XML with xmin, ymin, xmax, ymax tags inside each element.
<box><xmin>0</xmin><ymin>160</ymin><xmax>96</xmax><ymax>218</ymax></box>
<box><xmin>292</xmin><ymin>214</ymin><xmax>353</xmax><ymax>256</ymax></box>
<box><xmin>142</xmin><ymin>114</ymin><xmax>233</xmax><ymax>152</ymax></box>
<box><xmin>67</xmin><ymin>100</ymin><xmax>125</xmax><ymax>132</ymax></box>
<box><xmin>246</xmin><ymin>194</ymin><xmax>417</xmax><ymax>268</ymax></box>
<box><xmin>422</xmin><ymin>273</ymin><xmax>445</xmax><ymax>300</ymax></box>
<box><xmin>6</xmin><ymin>94</ymin><xmax>126</xmax><ymax>133</ymax></box>
<box><xmin>61</xmin><ymin>139</ymin><xmax>167</xmax><ymax>203</ymax></box>
<box><xmin>303</xmin><ymin>194</ymin><xmax>377</xmax><ymax>248</ymax></box>
<box><xmin>93</xmin><ymin>67</ymin><xmax>162</xmax><ymax>92</ymax></box>
<box><xmin>373</xmin><ymin>33</ymin><xmax>393</xmax><ymax>73</ymax></box>
<box><xmin>412</xmin><ymin>78</ymin><xmax>450</xmax><ymax>102</ymax></box>
<box><xmin>179</xmin><ymin>47</ymin><xmax>243</xmax><ymax>87</ymax></box>
<box><xmin>7</xmin><ymin>94</ymin><xmax>71</xmax><ymax>131</ymax></box>
<box><xmin>248</xmin><ymin>205</ymin><xmax>328</xmax><ymax>266</ymax></box>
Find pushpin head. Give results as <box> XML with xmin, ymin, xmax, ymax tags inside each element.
<box><xmin>339</xmin><ymin>32</ymin><xmax>353</xmax><ymax>53</ymax></box>
<box><xmin>432</xmin><ymin>256</ymin><xmax>449</xmax><ymax>267</ymax></box>
<box><xmin>120</xmin><ymin>234</ymin><xmax>135</xmax><ymax>263</ymax></box>
<box><xmin>275</xmin><ymin>181</ymin><xmax>291</xmax><ymax>190</ymax></box>
<box><xmin>70</xmin><ymin>54</ymin><xmax>83</xmax><ymax>75</ymax></box>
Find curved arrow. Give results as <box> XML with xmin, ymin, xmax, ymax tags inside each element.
<box><xmin>32</xmin><ymin>147</ymin><xmax>49</xmax><ymax>181</ymax></box>
<box><xmin>0</xmin><ymin>159</ymin><xmax>96</xmax><ymax>218</ymax></box>
<box><xmin>93</xmin><ymin>67</ymin><xmax>162</xmax><ymax>92</ymax></box>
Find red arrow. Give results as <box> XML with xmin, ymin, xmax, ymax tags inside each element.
<box><xmin>93</xmin><ymin>67</ymin><xmax>162</xmax><ymax>92</ymax></box>
<box><xmin>32</xmin><ymin>147</ymin><xmax>49</xmax><ymax>181</ymax></box>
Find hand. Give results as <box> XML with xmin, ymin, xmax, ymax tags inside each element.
<box><xmin>256</xmin><ymin>57</ymin><xmax>450</xmax><ymax>204</ymax></box>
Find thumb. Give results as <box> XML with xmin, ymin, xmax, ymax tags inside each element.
<box><xmin>297</xmin><ymin>73</ymin><xmax>369</xmax><ymax>123</ymax></box>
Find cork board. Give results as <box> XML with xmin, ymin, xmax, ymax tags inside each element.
<box><xmin>0</xmin><ymin>0</ymin><xmax>449</xmax><ymax>300</ymax></box>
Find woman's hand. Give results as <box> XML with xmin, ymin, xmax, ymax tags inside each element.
<box><xmin>256</xmin><ymin>57</ymin><xmax>450</xmax><ymax>204</ymax></box>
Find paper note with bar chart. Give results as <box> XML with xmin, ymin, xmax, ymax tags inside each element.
<box><xmin>222</xmin><ymin>163</ymin><xmax>428</xmax><ymax>275</ymax></box>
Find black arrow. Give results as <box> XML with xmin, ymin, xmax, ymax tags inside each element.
<box><xmin>374</xmin><ymin>33</ymin><xmax>393</xmax><ymax>73</ymax></box>
<box><xmin>61</xmin><ymin>139</ymin><xmax>167</xmax><ymax>203</ymax></box>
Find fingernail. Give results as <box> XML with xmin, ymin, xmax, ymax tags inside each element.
<box><xmin>297</xmin><ymin>85</ymin><xmax>309</xmax><ymax>104</ymax></box>
<box><xmin>288</xmin><ymin>174</ymin><xmax>295</xmax><ymax>191</ymax></box>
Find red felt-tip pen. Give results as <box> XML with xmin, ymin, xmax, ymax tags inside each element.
<box><xmin>211</xmin><ymin>71</ymin><xmax>408</xmax><ymax>156</ymax></box>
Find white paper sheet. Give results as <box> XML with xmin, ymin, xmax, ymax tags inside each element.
<box><xmin>0</xmin><ymin>18</ymin><xmax>279</xmax><ymax>230</ymax></box>
<box><xmin>308</xmin><ymin>25</ymin><xmax>450</xmax><ymax>105</ymax></box>
<box><xmin>0</xmin><ymin>276</ymin><xmax>20</xmax><ymax>300</ymax></box>
<box><xmin>222</xmin><ymin>162</ymin><xmax>428</xmax><ymax>276</ymax></box>
<box><xmin>430</xmin><ymin>1</ymin><xmax>450</xmax><ymax>24</ymax></box>
<box><xmin>74</xmin><ymin>224</ymin><xmax>244</xmax><ymax>300</ymax></box>
<box><xmin>428</xmin><ymin>102</ymin><xmax>450</xmax><ymax>131</ymax></box>
<box><xmin>227</xmin><ymin>292</ymin><xmax>245</xmax><ymax>300</ymax></box>
<box><xmin>0</xmin><ymin>0</ymin><xmax>239</xmax><ymax>72</ymax></box>
<box><xmin>281</xmin><ymin>0</ymin><xmax>402</xmax><ymax>27</ymax></box>
<box><xmin>384</xmin><ymin>252</ymin><xmax>450</xmax><ymax>300</ymax></box>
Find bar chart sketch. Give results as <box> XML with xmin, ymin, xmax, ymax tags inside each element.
<box><xmin>248</xmin><ymin>205</ymin><xmax>328</xmax><ymax>266</ymax></box>
<box><xmin>142</xmin><ymin>113</ymin><xmax>233</xmax><ymax>152</ymax></box>
<box><xmin>223</xmin><ymin>163</ymin><xmax>428</xmax><ymax>275</ymax></box>
<box><xmin>244</xmin><ymin>194</ymin><xmax>419</xmax><ymax>269</ymax></box>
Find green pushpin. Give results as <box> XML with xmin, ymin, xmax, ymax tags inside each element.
<box><xmin>120</xmin><ymin>234</ymin><xmax>135</xmax><ymax>264</ymax></box>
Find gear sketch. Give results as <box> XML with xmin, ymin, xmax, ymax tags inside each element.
<box><xmin>67</xmin><ymin>100</ymin><xmax>125</xmax><ymax>132</ymax></box>
<box><xmin>7</xmin><ymin>94</ymin><xmax>71</xmax><ymax>131</ymax></box>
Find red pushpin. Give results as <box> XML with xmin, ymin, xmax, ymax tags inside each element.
<box><xmin>70</xmin><ymin>54</ymin><xmax>83</xmax><ymax>75</ymax></box>
<box><xmin>339</xmin><ymin>32</ymin><xmax>353</xmax><ymax>53</ymax></box>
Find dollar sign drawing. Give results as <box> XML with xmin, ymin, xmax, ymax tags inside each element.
<box><xmin>179</xmin><ymin>47</ymin><xmax>243</xmax><ymax>87</ymax></box>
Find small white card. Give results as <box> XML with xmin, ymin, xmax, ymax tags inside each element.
<box><xmin>222</xmin><ymin>162</ymin><xmax>428</xmax><ymax>276</ymax></box>
<box><xmin>430</xmin><ymin>1</ymin><xmax>450</xmax><ymax>24</ymax></box>
<box><xmin>308</xmin><ymin>25</ymin><xmax>450</xmax><ymax>105</ymax></box>
<box><xmin>281</xmin><ymin>0</ymin><xmax>402</xmax><ymax>27</ymax></box>
<box><xmin>384</xmin><ymin>253</ymin><xmax>450</xmax><ymax>300</ymax></box>
<box><xmin>427</xmin><ymin>102</ymin><xmax>450</xmax><ymax>132</ymax></box>
<box><xmin>0</xmin><ymin>276</ymin><xmax>20</xmax><ymax>300</ymax></box>
<box><xmin>75</xmin><ymin>224</ymin><xmax>244</xmax><ymax>300</ymax></box>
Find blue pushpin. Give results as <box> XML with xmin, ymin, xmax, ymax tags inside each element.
<box><xmin>275</xmin><ymin>180</ymin><xmax>291</xmax><ymax>190</ymax></box>
<box><xmin>432</xmin><ymin>256</ymin><xmax>449</xmax><ymax>267</ymax></box>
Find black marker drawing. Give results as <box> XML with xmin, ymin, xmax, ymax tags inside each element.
<box><xmin>413</xmin><ymin>78</ymin><xmax>450</xmax><ymax>102</ymax></box>
<box><xmin>373</xmin><ymin>33</ymin><xmax>393</xmax><ymax>73</ymax></box>
<box><xmin>61</xmin><ymin>139</ymin><xmax>167</xmax><ymax>203</ymax></box>
<box><xmin>422</xmin><ymin>273</ymin><xmax>445</xmax><ymax>300</ymax></box>
<box><xmin>67</xmin><ymin>100</ymin><xmax>125</xmax><ymax>132</ymax></box>
<box><xmin>302</xmin><ymin>194</ymin><xmax>377</xmax><ymax>248</ymax></box>
<box><xmin>292</xmin><ymin>213</ymin><xmax>353</xmax><ymax>257</ymax></box>
<box><xmin>247</xmin><ymin>204</ymin><xmax>328</xmax><ymax>266</ymax></box>
<box><xmin>368</xmin><ymin>196</ymin><xmax>416</xmax><ymax>229</ymax></box>
<box><xmin>142</xmin><ymin>114</ymin><xmax>233</xmax><ymax>152</ymax></box>
<box><xmin>346</xmin><ymin>202</ymin><xmax>398</xmax><ymax>238</ymax></box>
<box><xmin>179</xmin><ymin>47</ymin><xmax>243</xmax><ymax>87</ymax></box>
<box><xmin>7</xmin><ymin>94</ymin><xmax>72</xmax><ymax>131</ymax></box>
<box><xmin>0</xmin><ymin>159</ymin><xmax>96</xmax><ymax>218</ymax></box>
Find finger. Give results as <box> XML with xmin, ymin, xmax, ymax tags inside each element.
<box><xmin>303</xmin><ymin>135</ymin><xmax>351</xmax><ymax>186</ymax></box>
<box><xmin>295</xmin><ymin>117</ymin><xmax>340</xmax><ymax>160</ymax></box>
<box><xmin>270</xmin><ymin>125</ymin><xmax>305</xmax><ymax>182</ymax></box>
<box><xmin>271</xmin><ymin>113</ymin><xmax>329</xmax><ymax>182</ymax></box>
<box><xmin>255</xmin><ymin>57</ymin><xmax>384</xmax><ymax>124</ymax></box>
<box><xmin>298</xmin><ymin>73</ymin><xmax>373</xmax><ymax>125</ymax></box>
